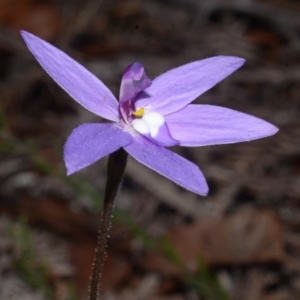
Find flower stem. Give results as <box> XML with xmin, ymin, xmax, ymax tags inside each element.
<box><xmin>89</xmin><ymin>148</ymin><xmax>128</xmax><ymax>300</ymax></box>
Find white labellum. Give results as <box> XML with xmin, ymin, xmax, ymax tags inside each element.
<box><xmin>132</xmin><ymin>111</ymin><xmax>164</xmax><ymax>137</ymax></box>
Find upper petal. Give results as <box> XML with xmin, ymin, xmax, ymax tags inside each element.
<box><xmin>64</xmin><ymin>123</ymin><xmax>133</xmax><ymax>175</ymax></box>
<box><xmin>119</xmin><ymin>63</ymin><xmax>151</xmax><ymax>120</ymax></box>
<box><xmin>20</xmin><ymin>31</ymin><xmax>119</xmax><ymax>122</ymax></box>
<box><xmin>124</xmin><ymin>136</ymin><xmax>208</xmax><ymax>196</ymax></box>
<box><xmin>165</xmin><ymin>104</ymin><xmax>279</xmax><ymax>146</ymax></box>
<box><xmin>135</xmin><ymin>56</ymin><xmax>245</xmax><ymax>115</ymax></box>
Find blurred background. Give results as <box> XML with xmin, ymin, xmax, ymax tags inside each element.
<box><xmin>0</xmin><ymin>0</ymin><xmax>299</xmax><ymax>299</ymax></box>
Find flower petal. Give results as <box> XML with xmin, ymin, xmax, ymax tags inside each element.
<box><xmin>119</xmin><ymin>63</ymin><xmax>151</xmax><ymax>121</ymax></box>
<box><xmin>64</xmin><ymin>123</ymin><xmax>133</xmax><ymax>175</ymax></box>
<box><xmin>135</xmin><ymin>56</ymin><xmax>245</xmax><ymax>115</ymax></box>
<box><xmin>124</xmin><ymin>137</ymin><xmax>208</xmax><ymax>196</ymax></box>
<box><xmin>20</xmin><ymin>30</ymin><xmax>119</xmax><ymax>121</ymax></box>
<box><xmin>165</xmin><ymin>104</ymin><xmax>279</xmax><ymax>146</ymax></box>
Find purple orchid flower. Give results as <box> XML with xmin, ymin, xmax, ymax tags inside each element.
<box><xmin>20</xmin><ymin>31</ymin><xmax>278</xmax><ymax>196</ymax></box>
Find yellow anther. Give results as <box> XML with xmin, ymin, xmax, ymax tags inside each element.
<box><xmin>132</xmin><ymin>107</ymin><xmax>145</xmax><ymax>117</ymax></box>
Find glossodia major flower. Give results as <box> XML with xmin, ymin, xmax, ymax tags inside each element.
<box><xmin>20</xmin><ymin>31</ymin><xmax>278</xmax><ymax>196</ymax></box>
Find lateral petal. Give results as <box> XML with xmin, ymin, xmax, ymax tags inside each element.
<box><xmin>21</xmin><ymin>31</ymin><xmax>119</xmax><ymax>121</ymax></box>
<box><xmin>124</xmin><ymin>137</ymin><xmax>208</xmax><ymax>196</ymax></box>
<box><xmin>135</xmin><ymin>56</ymin><xmax>245</xmax><ymax>115</ymax></box>
<box><xmin>165</xmin><ymin>104</ymin><xmax>279</xmax><ymax>146</ymax></box>
<box><xmin>64</xmin><ymin>123</ymin><xmax>133</xmax><ymax>175</ymax></box>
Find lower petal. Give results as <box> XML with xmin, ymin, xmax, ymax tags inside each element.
<box><xmin>165</xmin><ymin>104</ymin><xmax>278</xmax><ymax>146</ymax></box>
<box><xmin>124</xmin><ymin>137</ymin><xmax>208</xmax><ymax>196</ymax></box>
<box><xmin>64</xmin><ymin>123</ymin><xmax>133</xmax><ymax>175</ymax></box>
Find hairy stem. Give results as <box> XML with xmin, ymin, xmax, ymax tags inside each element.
<box><xmin>89</xmin><ymin>148</ymin><xmax>128</xmax><ymax>300</ymax></box>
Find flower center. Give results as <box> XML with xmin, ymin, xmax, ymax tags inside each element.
<box><xmin>131</xmin><ymin>107</ymin><xmax>165</xmax><ymax>137</ymax></box>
